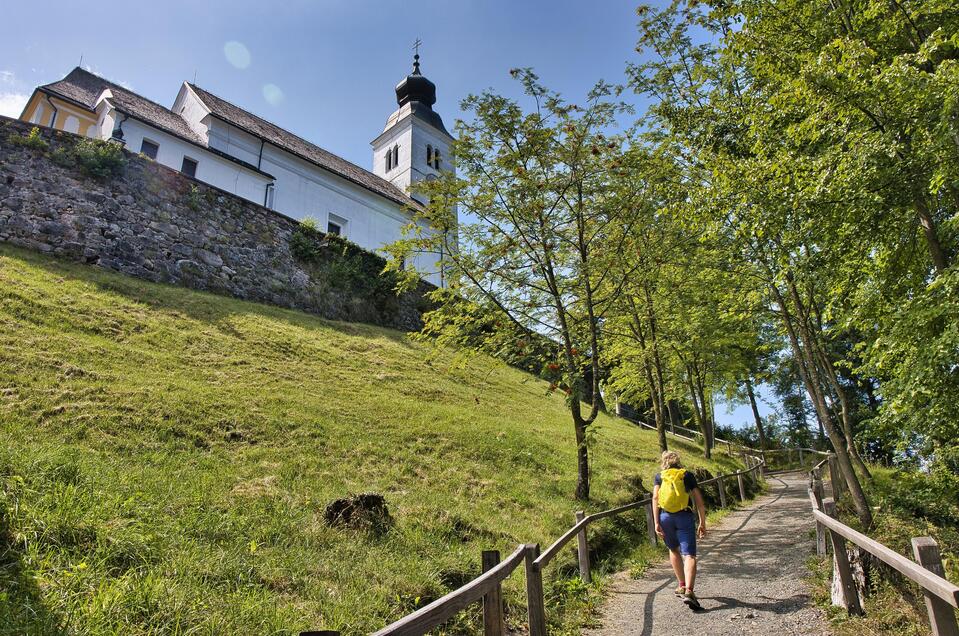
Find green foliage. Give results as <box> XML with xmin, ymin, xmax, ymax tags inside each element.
<box><xmin>72</xmin><ymin>138</ymin><xmax>126</xmax><ymax>179</ymax></box>
<box><xmin>8</xmin><ymin>126</ymin><xmax>49</xmax><ymax>151</ymax></box>
<box><xmin>290</xmin><ymin>222</ymin><xmax>399</xmax><ymax>299</ymax></box>
<box><xmin>413</xmin><ymin>287</ymin><xmax>561</xmax><ymax>379</ymax></box>
<box><xmin>0</xmin><ymin>244</ymin><xmax>743</xmax><ymax>634</ymax></box>
<box><xmin>185</xmin><ymin>185</ymin><xmax>202</xmax><ymax>211</ymax></box>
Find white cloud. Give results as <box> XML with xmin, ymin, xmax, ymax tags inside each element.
<box><xmin>0</xmin><ymin>92</ymin><xmax>29</xmax><ymax>118</ymax></box>
<box><xmin>0</xmin><ymin>71</ymin><xmax>15</xmax><ymax>85</ymax></box>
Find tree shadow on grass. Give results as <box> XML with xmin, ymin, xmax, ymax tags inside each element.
<box><xmin>0</xmin><ymin>506</ymin><xmax>66</xmax><ymax>635</ymax></box>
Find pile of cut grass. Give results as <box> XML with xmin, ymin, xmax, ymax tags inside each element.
<box><xmin>0</xmin><ymin>245</ymin><xmax>743</xmax><ymax>635</ymax></box>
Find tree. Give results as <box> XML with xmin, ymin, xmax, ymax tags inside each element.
<box><xmin>629</xmin><ymin>1</ymin><xmax>879</xmax><ymax>526</ymax></box>
<box><xmin>388</xmin><ymin>70</ymin><xmax>635</xmax><ymax>500</ymax></box>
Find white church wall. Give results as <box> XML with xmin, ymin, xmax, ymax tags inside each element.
<box><xmin>119</xmin><ymin>118</ymin><xmax>271</xmax><ymax>204</ymax></box>
<box><xmin>172</xmin><ymin>84</ymin><xmax>212</xmax><ymax>140</ymax></box>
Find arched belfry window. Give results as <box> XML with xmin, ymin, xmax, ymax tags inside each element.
<box><xmin>393</xmin><ymin>144</ymin><xmax>399</xmax><ymax>167</ymax></box>
<box><xmin>426</xmin><ymin>144</ymin><xmax>433</xmax><ymax>166</ymax></box>
<box><xmin>385</xmin><ymin>150</ymin><xmax>392</xmax><ymax>171</ymax></box>
<box><xmin>433</xmin><ymin>149</ymin><xmax>441</xmax><ymax>170</ymax></box>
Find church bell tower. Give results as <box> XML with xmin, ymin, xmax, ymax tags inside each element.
<box><xmin>371</xmin><ymin>48</ymin><xmax>454</xmax><ymax>204</ymax></box>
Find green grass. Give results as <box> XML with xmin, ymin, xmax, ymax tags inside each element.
<box><xmin>0</xmin><ymin>245</ymin><xmax>744</xmax><ymax>635</ymax></box>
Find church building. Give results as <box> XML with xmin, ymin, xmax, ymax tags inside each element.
<box><xmin>18</xmin><ymin>55</ymin><xmax>454</xmax><ymax>287</ymax></box>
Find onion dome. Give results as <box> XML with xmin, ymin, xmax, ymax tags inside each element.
<box><xmin>393</xmin><ymin>53</ymin><xmax>449</xmax><ymax>135</ymax></box>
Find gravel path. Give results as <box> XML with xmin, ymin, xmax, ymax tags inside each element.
<box><xmin>584</xmin><ymin>473</ymin><xmax>830</xmax><ymax>636</ymax></box>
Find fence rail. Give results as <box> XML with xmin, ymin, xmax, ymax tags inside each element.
<box><xmin>323</xmin><ymin>451</ymin><xmax>766</xmax><ymax>636</ymax></box>
<box><xmin>806</xmin><ymin>457</ymin><xmax>959</xmax><ymax>636</ymax></box>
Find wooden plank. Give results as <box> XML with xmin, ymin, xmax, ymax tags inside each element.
<box><xmin>912</xmin><ymin>538</ymin><xmax>959</xmax><ymax>636</ymax></box>
<box><xmin>524</xmin><ymin>544</ymin><xmax>547</xmax><ymax>636</ymax></box>
<box><xmin>737</xmin><ymin>473</ymin><xmax>746</xmax><ymax>502</ymax></box>
<box><xmin>813</xmin><ymin>510</ymin><xmax>959</xmax><ymax>608</ymax></box>
<box><xmin>717</xmin><ymin>474</ymin><xmax>727</xmax><ymax>508</ymax></box>
<box><xmin>536</xmin><ymin>517</ymin><xmax>591</xmax><ymax>568</ymax></box>
<box><xmin>588</xmin><ymin>498</ymin><xmax>649</xmax><ymax>523</ymax></box>
<box><xmin>482</xmin><ymin>551</ymin><xmax>504</xmax><ymax>636</ymax></box>
<box><xmin>645</xmin><ymin>500</ymin><xmax>657</xmax><ymax>547</ymax></box>
<box><xmin>575</xmin><ymin>511</ymin><xmax>591</xmax><ymax>583</ymax></box>
<box><xmin>372</xmin><ymin>544</ymin><xmax>527</xmax><ymax>636</ymax></box>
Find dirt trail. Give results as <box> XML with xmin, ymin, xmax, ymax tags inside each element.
<box><xmin>584</xmin><ymin>473</ymin><xmax>829</xmax><ymax>636</ymax></box>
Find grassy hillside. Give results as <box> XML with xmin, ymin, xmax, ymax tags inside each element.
<box><xmin>0</xmin><ymin>245</ymin><xmax>743</xmax><ymax>635</ymax></box>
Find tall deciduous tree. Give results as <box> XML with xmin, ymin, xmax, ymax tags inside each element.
<box><xmin>388</xmin><ymin>70</ymin><xmax>635</xmax><ymax>500</ymax></box>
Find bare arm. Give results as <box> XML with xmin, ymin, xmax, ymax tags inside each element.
<box><xmin>692</xmin><ymin>488</ymin><xmax>707</xmax><ymax>538</ymax></box>
<box><xmin>652</xmin><ymin>484</ymin><xmax>664</xmax><ymax>537</ymax></box>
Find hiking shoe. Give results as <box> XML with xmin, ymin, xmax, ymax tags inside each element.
<box><xmin>683</xmin><ymin>589</ymin><xmax>701</xmax><ymax>609</ymax></box>
<box><xmin>674</xmin><ymin>585</ymin><xmax>686</xmax><ymax>597</ymax></box>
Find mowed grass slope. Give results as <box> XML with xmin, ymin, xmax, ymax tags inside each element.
<box><xmin>0</xmin><ymin>245</ymin><xmax>742</xmax><ymax>635</ymax></box>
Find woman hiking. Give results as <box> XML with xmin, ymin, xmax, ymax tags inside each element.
<box><xmin>652</xmin><ymin>450</ymin><xmax>707</xmax><ymax>609</ymax></box>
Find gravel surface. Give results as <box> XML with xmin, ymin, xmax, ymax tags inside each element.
<box><xmin>584</xmin><ymin>473</ymin><xmax>830</xmax><ymax>636</ymax></box>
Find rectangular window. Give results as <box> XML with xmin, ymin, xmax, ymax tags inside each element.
<box><xmin>328</xmin><ymin>213</ymin><xmax>348</xmax><ymax>237</ymax></box>
<box><xmin>140</xmin><ymin>139</ymin><xmax>159</xmax><ymax>160</ymax></box>
<box><xmin>180</xmin><ymin>157</ymin><xmax>198</xmax><ymax>178</ymax></box>
<box><xmin>264</xmin><ymin>183</ymin><xmax>276</xmax><ymax>209</ymax></box>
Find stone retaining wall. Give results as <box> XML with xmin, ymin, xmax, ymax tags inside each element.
<box><xmin>0</xmin><ymin>117</ymin><xmax>428</xmax><ymax>330</ymax></box>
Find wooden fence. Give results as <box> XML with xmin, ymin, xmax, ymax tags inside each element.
<box><xmin>316</xmin><ymin>449</ymin><xmax>767</xmax><ymax>636</ymax></box>
<box><xmin>806</xmin><ymin>456</ymin><xmax>959</xmax><ymax>636</ymax></box>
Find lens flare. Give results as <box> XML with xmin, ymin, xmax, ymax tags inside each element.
<box><xmin>262</xmin><ymin>83</ymin><xmax>284</xmax><ymax>106</ymax></box>
<box><xmin>223</xmin><ymin>41</ymin><xmax>251</xmax><ymax>69</ymax></box>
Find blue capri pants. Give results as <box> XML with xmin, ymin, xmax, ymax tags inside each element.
<box><xmin>659</xmin><ymin>509</ymin><xmax>697</xmax><ymax>557</ymax></box>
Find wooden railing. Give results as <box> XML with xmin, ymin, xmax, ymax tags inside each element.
<box><xmin>806</xmin><ymin>458</ymin><xmax>959</xmax><ymax>635</ymax></box>
<box><xmin>340</xmin><ymin>453</ymin><xmax>767</xmax><ymax>636</ymax></box>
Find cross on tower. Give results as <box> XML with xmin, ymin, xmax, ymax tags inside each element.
<box><xmin>412</xmin><ymin>38</ymin><xmax>422</xmax><ymax>73</ymax></box>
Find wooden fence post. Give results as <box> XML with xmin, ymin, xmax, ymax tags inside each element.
<box><xmin>737</xmin><ymin>473</ymin><xmax>746</xmax><ymax>502</ymax></box>
<box><xmin>823</xmin><ymin>500</ymin><xmax>863</xmax><ymax>615</ymax></box>
<box><xmin>575</xmin><ymin>511</ymin><xmax>591</xmax><ymax>583</ymax></box>
<box><xmin>717</xmin><ymin>475</ymin><xmax>727</xmax><ymax>508</ymax></box>
<box><xmin>799</xmin><ymin>448</ymin><xmax>804</xmax><ymax>465</ymax></box>
<box><xmin>911</xmin><ymin>537</ymin><xmax>959</xmax><ymax>636</ymax></box>
<box><xmin>645</xmin><ymin>500</ymin><xmax>658</xmax><ymax>546</ymax></box>
<box><xmin>524</xmin><ymin>544</ymin><xmax>546</xmax><ymax>636</ymax></box>
<box><xmin>482</xmin><ymin>550</ymin><xmax>505</xmax><ymax>636</ymax></box>
<box><xmin>808</xmin><ymin>487</ymin><xmax>827</xmax><ymax>556</ymax></box>
<box><xmin>828</xmin><ymin>454</ymin><xmax>846</xmax><ymax>500</ymax></box>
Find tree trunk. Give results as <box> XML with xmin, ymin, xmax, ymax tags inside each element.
<box><xmin>774</xmin><ymin>282</ymin><xmax>873</xmax><ymax>528</ymax></box>
<box><xmin>686</xmin><ymin>366</ymin><xmax>711</xmax><ymax>459</ymax></box>
<box><xmin>572</xmin><ymin>402</ymin><xmax>590</xmax><ymax>501</ymax></box>
<box><xmin>915</xmin><ymin>194</ymin><xmax>950</xmax><ymax>274</ymax></box>
<box><xmin>745</xmin><ymin>377</ymin><xmax>768</xmax><ymax>450</ymax></box>
<box><xmin>808</xmin><ymin>325</ymin><xmax>873</xmax><ymax>479</ymax></box>
<box><xmin>644</xmin><ymin>284</ymin><xmax>670</xmax><ymax>452</ymax></box>
<box><xmin>668</xmin><ymin>399</ymin><xmax>681</xmax><ymax>435</ymax></box>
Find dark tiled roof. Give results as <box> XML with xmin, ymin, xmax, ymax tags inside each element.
<box><xmin>39</xmin><ymin>67</ymin><xmax>114</xmax><ymax>109</ymax></box>
<box><xmin>41</xmin><ymin>67</ymin><xmax>205</xmax><ymax>146</ymax></box>
<box><xmin>188</xmin><ymin>84</ymin><xmax>421</xmax><ymax>210</ymax></box>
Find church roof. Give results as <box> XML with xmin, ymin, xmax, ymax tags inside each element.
<box><xmin>38</xmin><ymin>68</ymin><xmax>422</xmax><ymax>211</ymax></box>
<box><xmin>188</xmin><ymin>84</ymin><xmax>422</xmax><ymax>210</ymax></box>
<box><xmin>39</xmin><ymin>68</ymin><xmax>268</xmax><ymax>177</ymax></box>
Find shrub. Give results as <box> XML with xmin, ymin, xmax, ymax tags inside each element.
<box><xmin>289</xmin><ymin>223</ymin><xmax>401</xmax><ymax>307</ymax></box>
<box><xmin>8</xmin><ymin>126</ymin><xmax>48</xmax><ymax>151</ymax></box>
<box><xmin>72</xmin><ymin>138</ymin><xmax>126</xmax><ymax>179</ymax></box>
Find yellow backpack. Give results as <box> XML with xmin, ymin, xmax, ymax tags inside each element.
<box><xmin>659</xmin><ymin>468</ymin><xmax>690</xmax><ymax>513</ymax></box>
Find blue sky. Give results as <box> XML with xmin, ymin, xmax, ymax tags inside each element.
<box><xmin>0</xmin><ymin>0</ymin><xmax>777</xmax><ymax>429</ymax></box>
